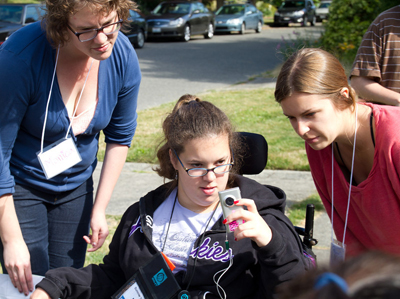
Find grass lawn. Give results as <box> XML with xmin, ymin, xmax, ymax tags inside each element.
<box><xmin>97</xmin><ymin>87</ymin><xmax>310</xmax><ymax>171</ymax></box>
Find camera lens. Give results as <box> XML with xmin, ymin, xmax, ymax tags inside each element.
<box><xmin>225</xmin><ymin>197</ymin><xmax>234</xmax><ymax>207</ymax></box>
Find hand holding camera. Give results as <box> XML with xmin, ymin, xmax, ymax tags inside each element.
<box><xmin>219</xmin><ymin>187</ymin><xmax>273</xmax><ymax>247</ymax></box>
<box><xmin>219</xmin><ymin>187</ymin><xmax>245</xmax><ymax>233</ymax></box>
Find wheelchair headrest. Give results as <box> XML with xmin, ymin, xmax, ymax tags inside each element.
<box><xmin>237</xmin><ymin>132</ymin><xmax>268</xmax><ymax>175</ymax></box>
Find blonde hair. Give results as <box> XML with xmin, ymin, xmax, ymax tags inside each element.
<box><xmin>43</xmin><ymin>0</ymin><xmax>137</xmax><ymax>47</ymax></box>
<box><xmin>275</xmin><ymin>48</ymin><xmax>357</xmax><ymax>110</ymax></box>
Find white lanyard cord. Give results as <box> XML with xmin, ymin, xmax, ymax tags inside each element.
<box><xmin>40</xmin><ymin>46</ymin><xmax>60</xmax><ymax>154</ymax></box>
<box><xmin>331</xmin><ymin>104</ymin><xmax>358</xmax><ymax>246</ymax></box>
<box><xmin>331</xmin><ymin>145</ymin><xmax>334</xmax><ymax>242</ymax></box>
<box><xmin>39</xmin><ymin>47</ymin><xmax>94</xmax><ymax>153</ymax></box>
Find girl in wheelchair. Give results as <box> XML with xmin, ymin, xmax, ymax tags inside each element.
<box><xmin>275</xmin><ymin>48</ymin><xmax>400</xmax><ymax>258</ymax></box>
<box><xmin>32</xmin><ymin>94</ymin><xmax>312</xmax><ymax>299</ymax></box>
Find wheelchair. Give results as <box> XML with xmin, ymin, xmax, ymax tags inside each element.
<box><xmin>237</xmin><ymin>132</ymin><xmax>318</xmax><ymax>252</ymax></box>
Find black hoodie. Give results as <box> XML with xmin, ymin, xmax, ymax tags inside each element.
<box><xmin>36</xmin><ymin>175</ymin><xmax>313</xmax><ymax>299</ymax></box>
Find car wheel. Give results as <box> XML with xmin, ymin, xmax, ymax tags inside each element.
<box><xmin>133</xmin><ymin>30</ymin><xmax>145</xmax><ymax>49</ymax></box>
<box><xmin>256</xmin><ymin>21</ymin><xmax>262</xmax><ymax>33</ymax></box>
<box><xmin>311</xmin><ymin>15</ymin><xmax>316</xmax><ymax>26</ymax></box>
<box><xmin>182</xmin><ymin>24</ymin><xmax>191</xmax><ymax>42</ymax></box>
<box><xmin>240</xmin><ymin>22</ymin><xmax>245</xmax><ymax>34</ymax></box>
<box><xmin>204</xmin><ymin>23</ymin><xmax>214</xmax><ymax>39</ymax></box>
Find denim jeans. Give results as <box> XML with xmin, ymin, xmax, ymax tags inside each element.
<box><xmin>0</xmin><ymin>178</ymin><xmax>93</xmax><ymax>275</ymax></box>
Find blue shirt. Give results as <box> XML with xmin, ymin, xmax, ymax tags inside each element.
<box><xmin>0</xmin><ymin>22</ymin><xmax>141</xmax><ymax>196</ymax></box>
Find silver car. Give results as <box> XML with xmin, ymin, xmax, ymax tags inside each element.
<box><xmin>215</xmin><ymin>3</ymin><xmax>264</xmax><ymax>34</ymax></box>
<box><xmin>316</xmin><ymin>0</ymin><xmax>332</xmax><ymax>22</ymax></box>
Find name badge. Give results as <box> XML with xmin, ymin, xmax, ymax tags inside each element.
<box><xmin>330</xmin><ymin>239</ymin><xmax>346</xmax><ymax>267</ymax></box>
<box><xmin>37</xmin><ymin>137</ymin><xmax>82</xmax><ymax>179</ymax></box>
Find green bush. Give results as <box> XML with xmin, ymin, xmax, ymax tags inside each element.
<box><xmin>320</xmin><ymin>0</ymin><xmax>398</xmax><ymax>64</ymax></box>
<box><xmin>276</xmin><ymin>30</ymin><xmax>323</xmax><ymax>61</ymax></box>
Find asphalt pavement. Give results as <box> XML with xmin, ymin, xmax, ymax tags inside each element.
<box><xmin>93</xmin><ymin>77</ymin><xmax>333</xmax><ymax>266</ymax></box>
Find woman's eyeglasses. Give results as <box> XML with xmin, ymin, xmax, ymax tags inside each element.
<box><xmin>67</xmin><ymin>19</ymin><xmax>123</xmax><ymax>42</ymax></box>
<box><xmin>172</xmin><ymin>149</ymin><xmax>234</xmax><ymax>177</ymax></box>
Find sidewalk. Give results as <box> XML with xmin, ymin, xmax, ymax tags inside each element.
<box><xmin>93</xmin><ymin>162</ymin><xmax>332</xmax><ymax>265</ymax></box>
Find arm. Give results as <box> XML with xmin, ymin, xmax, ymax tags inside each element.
<box><xmin>83</xmin><ymin>143</ymin><xmax>128</xmax><ymax>251</ymax></box>
<box><xmin>225</xmin><ymin>199</ymin><xmax>310</xmax><ymax>297</ymax></box>
<box><xmin>84</xmin><ymin>39</ymin><xmax>140</xmax><ymax>250</ymax></box>
<box><xmin>0</xmin><ymin>41</ymin><xmax>36</xmax><ymax>296</ymax></box>
<box><xmin>32</xmin><ymin>205</ymin><xmax>133</xmax><ymax>299</ymax></box>
<box><xmin>0</xmin><ymin>194</ymin><xmax>33</xmax><ymax>295</ymax></box>
<box><xmin>351</xmin><ymin>76</ymin><xmax>400</xmax><ymax>106</ymax></box>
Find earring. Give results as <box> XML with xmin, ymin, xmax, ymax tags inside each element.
<box><xmin>175</xmin><ymin>170</ymin><xmax>178</xmax><ymax>180</ymax></box>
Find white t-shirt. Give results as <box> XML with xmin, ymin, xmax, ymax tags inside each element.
<box><xmin>152</xmin><ymin>188</ymin><xmax>223</xmax><ymax>273</ymax></box>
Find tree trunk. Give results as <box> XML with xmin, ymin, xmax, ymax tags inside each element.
<box><xmin>216</xmin><ymin>0</ymin><xmax>224</xmax><ymax>10</ymax></box>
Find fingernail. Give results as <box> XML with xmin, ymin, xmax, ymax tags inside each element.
<box><xmin>234</xmin><ymin>200</ymin><xmax>239</xmax><ymax>204</ymax></box>
<box><xmin>222</xmin><ymin>219</ymin><xmax>227</xmax><ymax>224</ymax></box>
<box><xmin>92</xmin><ymin>242</ymin><xmax>97</xmax><ymax>246</ymax></box>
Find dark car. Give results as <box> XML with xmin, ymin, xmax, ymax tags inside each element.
<box><xmin>0</xmin><ymin>3</ymin><xmax>45</xmax><ymax>45</ymax></box>
<box><xmin>123</xmin><ymin>9</ymin><xmax>147</xmax><ymax>49</ymax></box>
<box><xmin>274</xmin><ymin>0</ymin><xmax>316</xmax><ymax>27</ymax></box>
<box><xmin>146</xmin><ymin>1</ymin><xmax>215</xmax><ymax>42</ymax></box>
<box><xmin>215</xmin><ymin>3</ymin><xmax>263</xmax><ymax>34</ymax></box>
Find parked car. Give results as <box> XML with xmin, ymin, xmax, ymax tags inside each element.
<box><xmin>123</xmin><ymin>9</ymin><xmax>147</xmax><ymax>49</ymax></box>
<box><xmin>315</xmin><ymin>0</ymin><xmax>332</xmax><ymax>22</ymax></box>
<box><xmin>0</xmin><ymin>3</ymin><xmax>45</xmax><ymax>45</ymax></box>
<box><xmin>274</xmin><ymin>0</ymin><xmax>316</xmax><ymax>27</ymax></box>
<box><xmin>146</xmin><ymin>1</ymin><xmax>215</xmax><ymax>42</ymax></box>
<box><xmin>214</xmin><ymin>3</ymin><xmax>263</xmax><ymax>34</ymax></box>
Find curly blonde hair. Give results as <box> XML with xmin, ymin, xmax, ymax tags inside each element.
<box><xmin>43</xmin><ymin>0</ymin><xmax>137</xmax><ymax>47</ymax></box>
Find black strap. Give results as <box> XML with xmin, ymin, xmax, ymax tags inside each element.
<box><xmin>335</xmin><ymin>142</ymin><xmax>345</xmax><ymax>166</ymax></box>
<box><xmin>370</xmin><ymin>112</ymin><xmax>375</xmax><ymax>147</ymax></box>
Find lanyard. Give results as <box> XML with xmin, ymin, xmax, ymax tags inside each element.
<box><xmin>331</xmin><ymin>104</ymin><xmax>358</xmax><ymax>245</ymax></box>
<box><xmin>39</xmin><ymin>46</ymin><xmax>94</xmax><ymax>153</ymax></box>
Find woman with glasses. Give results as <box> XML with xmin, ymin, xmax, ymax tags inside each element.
<box><xmin>32</xmin><ymin>94</ymin><xmax>312</xmax><ymax>299</ymax></box>
<box><xmin>0</xmin><ymin>0</ymin><xmax>140</xmax><ymax>294</ymax></box>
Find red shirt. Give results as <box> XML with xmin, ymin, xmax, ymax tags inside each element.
<box><xmin>307</xmin><ymin>103</ymin><xmax>400</xmax><ymax>256</ymax></box>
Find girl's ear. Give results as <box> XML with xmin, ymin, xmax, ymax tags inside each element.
<box><xmin>169</xmin><ymin>149</ymin><xmax>178</xmax><ymax>170</ymax></box>
<box><xmin>340</xmin><ymin>87</ymin><xmax>349</xmax><ymax>98</ymax></box>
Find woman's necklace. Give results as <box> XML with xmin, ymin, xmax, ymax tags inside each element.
<box><xmin>161</xmin><ymin>193</ymin><xmax>219</xmax><ymax>252</ymax></box>
<box><xmin>330</xmin><ymin>104</ymin><xmax>358</xmax><ymax>265</ymax></box>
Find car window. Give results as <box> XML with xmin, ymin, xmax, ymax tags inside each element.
<box><xmin>0</xmin><ymin>5</ymin><xmax>23</xmax><ymax>24</ymax></box>
<box><xmin>38</xmin><ymin>6</ymin><xmax>45</xmax><ymax>17</ymax></box>
<box><xmin>319</xmin><ymin>2</ymin><xmax>331</xmax><ymax>8</ymax></box>
<box><xmin>215</xmin><ymin>5</ymin><xmax>245</xmax><ymax>15</ymax></box>
<box><xmin>129</xmin><ymin>10</ymin><xmax>140</xmax><ymax>18</ymax></box>
<box><xmin>196</xmin><ymin>3</ymin><xmax>205</xmax><ymax>13</ymax></box>
<box><xmin>248</xmin><ymin>5</ymin><xmax>257</xmax><ymax>13</ymax></box>
<box><xmin>153</xmin><ymin>3</ymin><xmax>191</xmax><ymax>14</ymax></box>
<box><xmin>281</xmin><ymin>1</ymin><xmax>305</xmax><ymax>8</ymax></box>
<box><xmin>25</xmin><ymin>6</ymin><xmax>41</xmax><ymax>23</ymax></box>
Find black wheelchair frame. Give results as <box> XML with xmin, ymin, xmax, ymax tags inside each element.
<box><xmin>236</xmin><ymin>132</ymin><xmax>318</xmax><ymax>250</ymax></box>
